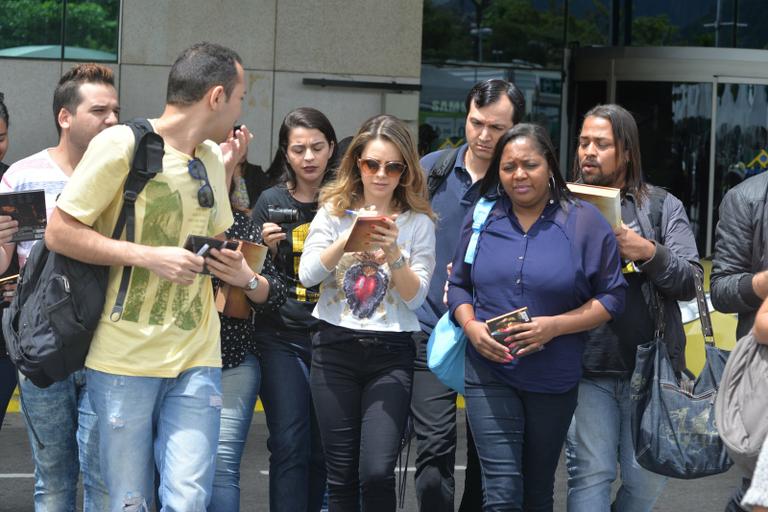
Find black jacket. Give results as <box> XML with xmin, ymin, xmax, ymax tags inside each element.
<box><xmin>711</xmin><ymin>171</ymin><xmax>768</xmax><ymax>339</ymax></box>
<box><xmin>582</xmin><ymin>185</ymin><xmax>700</xmax><ymax>376</ymax></box>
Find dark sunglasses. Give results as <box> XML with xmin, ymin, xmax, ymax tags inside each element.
<box><xmin>358</xmin><ymin>158</ymin><xmax>406</xmax><ymax>177</ymax></box>
<box><xmin>188</xmin><ymin>158</ymin><xmax>215</xmax><ymax>208</ymax></box>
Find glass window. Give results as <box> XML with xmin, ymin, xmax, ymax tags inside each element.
<box><xmin>0</xmin><ymin>0</ymin><xmax>118</xmax><ymax>61</ymax></box>
<box><xmin>714</xmin><ymin>82</ymin><xmax>768</xmax><ymax>244</ymax></box>
<box><xmin>566</xmin><ymin>0</ymin><xmax>610</xmax><ymax>48</ymax></box>
<box><xmin>615</xmin><ymin>81</ymin><xmax>713</xmax><ymax>253</ymax></box>
<box><xmin>628</xmin><ymin>0</ymin><xmax>763</xmax><ymax>49</ymax></box>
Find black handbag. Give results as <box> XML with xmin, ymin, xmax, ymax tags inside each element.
<box><xmin>629</xmin><ymin>267</ymin><xmax>733</xmax><ymax>479</ymax></box>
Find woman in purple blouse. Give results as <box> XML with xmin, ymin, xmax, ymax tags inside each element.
<box><xmin>447</xmin><ymin>123</ymin><xmax>626</xmax><ymax>512</ymax></box>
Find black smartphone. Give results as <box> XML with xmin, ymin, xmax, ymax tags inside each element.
<box><xmin>183</xmin><ymin>235</ymin><xmax>239</xmax><ymax>274</ymax></box>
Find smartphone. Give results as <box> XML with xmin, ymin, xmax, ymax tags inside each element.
<box><xmin>183</xmin><ymin>236</ymin><xmax>240</xmax><ymax>274</ymax></box>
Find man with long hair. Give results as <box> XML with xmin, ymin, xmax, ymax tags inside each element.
<box><xmin>565</xmin><ymin>104</ymin><xmax>700</xmax><ymax>512</ymax></box>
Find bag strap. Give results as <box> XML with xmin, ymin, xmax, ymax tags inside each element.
<box><xmin>427</xmin><ymin>147</ymin><xmax>461</xmax><ymax>199</ymax></box>
<box><xmin>693</xmin><ymin>264</ymin><xmax>715</xmax><ymax>346</ymax></box>
<box><xmin>109</xmin><ymin>119</ymin><xmax>164</xmax><ymax>321</ymax></box>
<box><xmin>464</xmin><ymin>197</ymin><xmax>496</xmax><ymax>265</ymax></box>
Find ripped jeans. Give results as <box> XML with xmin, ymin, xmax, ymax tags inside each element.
<box><xmin>87</xmin><ymin>367</ymin><xmax>222</xmax><ymax>512</ymax></box>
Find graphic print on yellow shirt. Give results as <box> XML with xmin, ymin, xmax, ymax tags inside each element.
<box><xmin>55</xmin><ymin>123</ymin><xmax>233</xmax><ymax>377</ymax></box>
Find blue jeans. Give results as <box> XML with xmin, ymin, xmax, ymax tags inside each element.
<box><xmin>87</xmin><ymin>366</ymin><xmax>222</xmax><ymax>512</ymax></box>
<box><xmin>259</xmin><ymin>333</ymin><xmax>326</xmax><ymax>512</ymax></box>
<box><xmin>565</xmin><ymin>376</ymin><xmax>667</xmax><ymax>512</ymax></box>
<box><xmin>19</xmin><ymin>369</ymin><xmax>108</xmax><ymax>512</ymax></box>
<box><xmin>464</xmin><ymin>352</ymin><xmax>577</xmax><ymax>512</ymax></box>
<box><xmin>209</xmin><ymin>353</ymin><xmax>261</xmax><ymax>512</ymax></box>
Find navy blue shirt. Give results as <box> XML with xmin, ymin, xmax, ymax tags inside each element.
<box><xmin>447</xmin><ymin>195</ymin><xmax>627</xmax><ymax>393</ymax></box>
<box><xmin>416</xmin><ymin>144</ymin><xmax>482</xmax><ymax>334</ymax></box>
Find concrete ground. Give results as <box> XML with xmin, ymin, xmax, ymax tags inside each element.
<box><xmin>0</xmin><ymin>410</ymin><xmax>744</xmax><ymax>511</ymax></box>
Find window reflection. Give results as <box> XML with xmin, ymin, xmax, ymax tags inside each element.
<box><xmin>714</xmin><ymin>82</ymin><xmax>768</xmax><ymax>237</ymax></box>
<box><xmin>615</xmin><ymin>81</ymin><xmax>712</xmax><ymax>254</ymax></box>
<box><xmin>0</xmin><ymin>0</ymin><xmax>118</xmax><ymax>61</ymax></box>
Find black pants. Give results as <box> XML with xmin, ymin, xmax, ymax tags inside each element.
<box><xmin>310</xmin><ymin>324</ymin><xmax>415</xmax><ymax>512</ymax></box>
<box><xmin>410</xmin><ymin>331</ymin><xmax>483</xmax><ymax>512</ymax></box>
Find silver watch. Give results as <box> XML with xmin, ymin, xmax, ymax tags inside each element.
<box><xmin>244</xmin><ymin>274</ymin><xmax>259</xmax><ymax>291</ymax></box>
<box><xmin>389</xmin><ymin>255</ymin><xmax>406</xmax><ymax>270</ymax></box>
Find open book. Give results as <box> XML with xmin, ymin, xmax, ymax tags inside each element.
<box><xmin>566</xmin><ymin>183</ymin><xmax>621</xmax><ymax>229</ymax></box>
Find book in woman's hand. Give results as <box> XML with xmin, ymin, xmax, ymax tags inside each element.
<box><xmin>486</xmin><ymin>306</ymin><xmax>531</xmax><ymax>352</ymax></box>
<box><xmin>486</xmin><ymin>306</ymin><xmax>531</xmax><ymax>340</ymax></box>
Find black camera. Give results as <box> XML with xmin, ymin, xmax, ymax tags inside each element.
<box><xmin>267</xmin><ymin>205</ymin><xmax>300</xmax><ymax>224</ymax></box>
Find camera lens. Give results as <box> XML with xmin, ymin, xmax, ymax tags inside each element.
<box><xmin>267</xmin><ymin>205</ymin><xmax>300</xmax><ymax>224</ymax></box>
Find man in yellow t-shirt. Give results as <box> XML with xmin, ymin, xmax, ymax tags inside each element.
<box><xmin>46</xmin><ymin>42</ymin><xmax>259</xmax><ymax>511</ymax></box>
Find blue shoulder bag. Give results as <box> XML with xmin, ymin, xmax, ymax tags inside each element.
<box><xmin>426</xmin><ymin>197</ymin><xmax>495</xmax><ymax>394</ymax></box>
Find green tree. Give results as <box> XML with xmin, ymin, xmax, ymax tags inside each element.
<box><xmin>422</xmin><ymin>0</ymin><xmax>474</xmax><ymax>61</ymax></box>
<box><xmin>0</xmin><ymin>0</ymin><xmax>118</xmax><ymax>55</ymax></box>
<box><xmin>632</xmin><ymin>14</ymin><xmax>679</xmax><ymax>46</ymax></box>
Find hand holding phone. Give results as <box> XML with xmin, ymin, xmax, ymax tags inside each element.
<box><xmin>183</xmin><ymin>235</ymin><xmax>239</xmax><ymax>274</ymax></box>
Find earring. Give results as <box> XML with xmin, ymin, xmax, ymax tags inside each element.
<box><xmin>548</xmin><ymin>175</ymin><xmax>556</xmax><ymax>204</ymax></box>
<box><xmin>496</xmin><ymin>182</ymin><xmax>504</xmax><ymax>197</ymax></box>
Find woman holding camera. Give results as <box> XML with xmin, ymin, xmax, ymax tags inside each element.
<box><xmin>447</xmin><ymin>124</ymin><xmax>625</xmax><ymax>511</ymax></box>
<box><xmin>251</xmin><ymin>107</ymin><xmax>338</xmax><ymax>512</ymax></box>
<box><xmin>299</xmin><ymin>114</ymin><xmax>436</xmax><ymax>511</ymax></box>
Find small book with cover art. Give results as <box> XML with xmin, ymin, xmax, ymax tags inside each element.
<box><xmin>486</xmin><ymin>306</ymin><xmax>531</xmax><ymax>344</ymax></box>
<box><xmin>0</xmin><ymin>189</ymin><xmax>47</xmax><ymax>242</ymax></box>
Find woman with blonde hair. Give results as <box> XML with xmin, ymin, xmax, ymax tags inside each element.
<box><xmin>299</xmin><ymin>115</ymin><xmax>436</xmax><ymax>512</ymax></box>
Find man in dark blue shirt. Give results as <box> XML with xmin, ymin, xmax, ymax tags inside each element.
<box><xmin>411</xmin><ymin>79</ymin><xmax>525</xmax><ymax>512</ymax></box>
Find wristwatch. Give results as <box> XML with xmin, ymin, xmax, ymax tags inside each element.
<box><xmin>244</xmin><ymin>274</ymin><xmax>259</xmax><ymax>291</ymax></box>
<box><xmin>389</xmin><ymin>254</ymin><xmax>406</xmax><ymax>270</ymax></box>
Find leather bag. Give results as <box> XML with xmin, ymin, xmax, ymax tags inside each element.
<box><xmin>714</xmin><ymin>329</ymin><xmax>768</xmax><ymax>474</ymax></box>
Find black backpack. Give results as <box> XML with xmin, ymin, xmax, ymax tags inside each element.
<box><xmin>2</xmin><ymin>119</ymin><xmax>164</xmax><ymax>388</ymax></box>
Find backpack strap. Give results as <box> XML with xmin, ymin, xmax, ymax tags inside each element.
<box><xmin>645</xmin><ymin>186</ymin><xmax>668</xmax><ymax>242</ymax></box>
<box><xmin>464</xmin><ymin>197</ymin><xmax>496</xmax><ymax>265</ymax></box>
<box><xmin>109</xmin><ymin>119</ymin><xmax>164</xmax><ymax>321</ymax></box>
<box><xmin>427</xmin><ymin>147</ymin><xmax>461</xmax><ymax>199</ymax></box>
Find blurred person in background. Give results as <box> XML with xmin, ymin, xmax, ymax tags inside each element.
<box><xmin>0</xmin><ymin>91</ymin><xmax>18</xmax><ymax>432</ymax></box>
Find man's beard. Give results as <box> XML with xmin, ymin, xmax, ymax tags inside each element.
<box><xmin>581</xmin><ymin>164</ymin><xmax>614</xmax><ymax>187</ymax></box>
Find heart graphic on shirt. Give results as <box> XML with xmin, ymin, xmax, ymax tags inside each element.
<box><xmin>343</xmin><ymin>260</ymin><xmax>389</xmax><ymax>319</ymax></box>
<box><xmin>354</xmin><ymin>274</ymin><xmax>378</xmax><ymax>302</ymax></box>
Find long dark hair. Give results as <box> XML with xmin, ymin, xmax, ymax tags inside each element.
<box><xmin>479</xmin><ymin>123</ymin><xmax>571</xmax><ymax>207</ymax></box>
<box><xmin>267</xmin><ymin>107</ymin><xmax>338</xmax><ymax>191</ymax></box>
<box><xmin>571</xmin><ymin>104</ymin><xmax>647</xmax><ymax>202</ymax></box>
